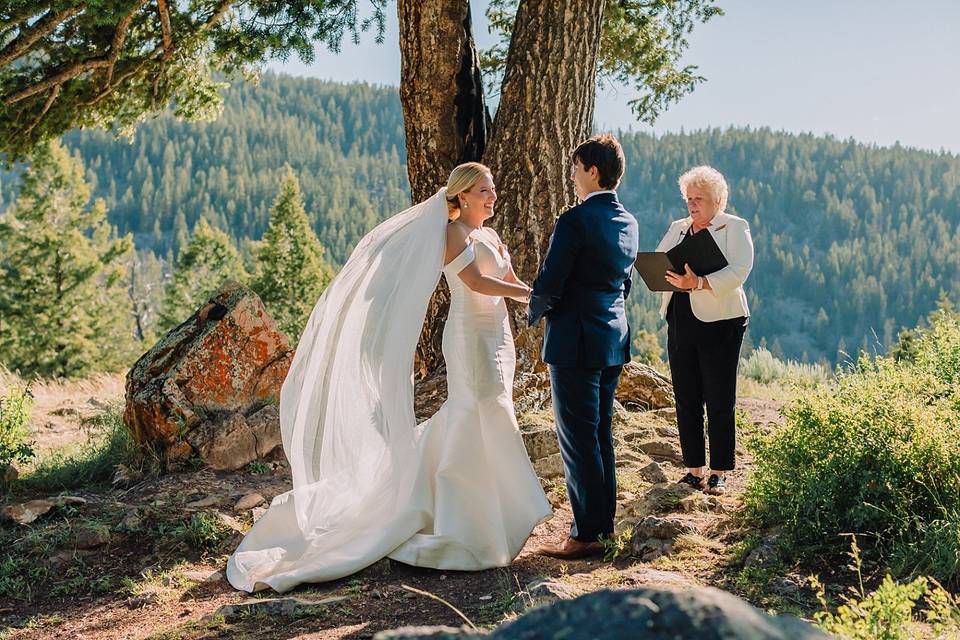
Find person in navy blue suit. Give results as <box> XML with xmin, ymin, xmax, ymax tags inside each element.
<box><xmin>528</xmin><ymin>134</ymin><xmax>639</xmax><ymax>559</ymax></box>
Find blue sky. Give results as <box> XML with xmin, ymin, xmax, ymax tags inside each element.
<box><xmin>268</xmin><ymin>1</ymin><xmax>960</xmax><ymax>154</ymax></box>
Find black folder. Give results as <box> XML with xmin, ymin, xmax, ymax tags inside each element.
<box><xmin>634</xmin><ymin>228</ymin><xmax>729</xmax><ymax>292</ymax></box>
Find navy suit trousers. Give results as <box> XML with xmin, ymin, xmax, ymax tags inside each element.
<box><xmin>549</xmin><ymin>363</ymin><xmax>623</xmax><ymax>542</ymax></box>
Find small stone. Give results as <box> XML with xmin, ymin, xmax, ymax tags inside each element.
<box><xmin>251</xmin><ymin>506</ymin><xmax>268</xmax><ymax>522</ymax></box>
<box><xmin>74</xmin><ymin>525</ymin><xmax>111</xmax><ymax>549</ymax></box>
<box><xmin>234</xmin><ymin>492</ymin><xmax>265</xmax><ymax>511</ymax></box>
<box><xmin>182</xmin><ymin>570</ymin><xmax>224</xmax><ymax>583</ymax></box>
<box><xmin>533</xmin><ymin>452</ymin><xmax>564</xmax><ymax>479</ymax></box>
<box><xmin>56</xmin><ymin>495</ymin><xmax>88</xmax><ymax>506</ymax></box>
<box><xmin>638</xmin><ymin>461</ymin><xmax>668</xmax><ymax>484</ymax></box>
<box><xmin>522</xmin><ymin>579</ymin><xmax>582</xmax><ymax>610</ymax></box>
<box><xmin>1</xmin><ymin>499</ymin><xmax>56</xmax><ymax>525</ymax></box>
<box><xmin>127</xmin><ymin>592</ymin><xmax>160</xmax><ymax>608</ymax></box>
<box><xmin>745</xmin><ymin>534</ymin><xmax>782</xmax><ymax>569</ymax></box>
<box><xmin>654</xmin><ymin>424</ymin><xmax>679</xmax><ymax>439</ymax></box>
<box><xmin>186</xmin><ymin>495</ymin><xmax>220</xmax><ymax>509</ymax></box>
<box><xmin>217</xmin><ymin>512</ymin><xmax>245</xmax><ymax>533</ymax></box>
<box><xmin>120</xmin><ymin>511</ymin><xmax>143</xmax><ymax>530</ymax></box>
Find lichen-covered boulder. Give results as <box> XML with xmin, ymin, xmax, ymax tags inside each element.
<box><xmin>123</xmin><ymin>281</ymin><xmax>293</xmax><ymax>469</ymax></box>
<box><xmin>615</xmin><ymin>362</ymin><xmax>675</xmax><ymax>410</ymax></box>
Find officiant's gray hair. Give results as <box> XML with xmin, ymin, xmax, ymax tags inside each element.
<box><xmin>678</xmin><ymin>165</ymin><xmax>729</xmax><ymax>212</ymax></box>
<box><xmin>446</xmin><ymin>162</ymin><xmax>492</xmax><ymax>221</ymax></box>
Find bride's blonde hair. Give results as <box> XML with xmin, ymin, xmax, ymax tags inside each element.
<box><xmin>446</xmin><ymin>162</ymin><xmax>492</xmax><ymax>221</ymax></box>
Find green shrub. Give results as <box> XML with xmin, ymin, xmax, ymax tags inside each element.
<box><xmin>744</xmin><ymin>313</ymin><xmax>960</xmax><ymax>583</ymax></box>
<box><xmin>23</xmin><ymin>404</ymin><xmax>144</xmax><ymax>491</ymax></box>
<box><xmin>739</xmin><ymin>347</ymin><xmax>830</xmax><ymax>387</ymax></box>
<box><xmin>810</xmin><ymin>538</ymin><xmax>960</xmax><ymax>639</ymax></box>
<box><xmin>0</xmin><ymin>385</ymin><xmax>34</xmax><ymax>471</ymax></box>
<box><xmin>180</xmin><ymin>511</ymin><xmax>234</xmax><ymax>552</ymax></box>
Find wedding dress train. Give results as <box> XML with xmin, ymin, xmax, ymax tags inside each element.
<box><xmin>226</xmin><ymin>191</ymin><xmax>552</xmax><ymax>593</ymax></box>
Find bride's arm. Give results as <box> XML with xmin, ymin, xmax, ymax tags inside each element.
<box><xmin>446</xmin><ymin>224</ymin><xmax>531</xmax><ymax>301</ymax></box>
<box><xmin>487</xmin><ymin>229</ymin><xmax>530</xmax><ymax>292</ymax></box>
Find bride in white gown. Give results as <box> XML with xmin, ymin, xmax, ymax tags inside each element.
<box><xmin>227</xmin><ymin>163</ymin><xmax>553</xmax><ymax>593</ymax></box>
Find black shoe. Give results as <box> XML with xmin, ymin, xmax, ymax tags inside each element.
<box><xmin>705</xmin><ymin>474</ymin><xmax>726</xmax><ymax>495</ymax></box>
<box><xmin>678</xmin><ymin>473</ymin><xmax>704</xmax><ymax>490</ymax></box>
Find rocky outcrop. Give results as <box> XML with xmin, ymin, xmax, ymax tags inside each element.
<box><xmin>615</xmin><ymin>362</ymin><xmax>674</xmax><ymax>410</ymax></box>
<box><xmin>377</xmin><ymin>588</ymin><xmax>828</xmax><ymax>639</ymax></box>
<box><xmin>123</xmin><ymin>282</ymin><xmax>293</xmax><ymax>470</ymax></box>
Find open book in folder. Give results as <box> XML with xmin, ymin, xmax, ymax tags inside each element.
<box><xmin>634</xmin><ymin>228</ymin><xmax>729</xmax><ymax>292</ymax></box>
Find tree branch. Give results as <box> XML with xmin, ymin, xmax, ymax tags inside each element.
<box><xmin>156</xmin><ymin>0</ymin><xmax>174</xmax><ymax>60</ymax></box>
<box><xmin>23</xmin><ymin>83</ymin><xmax>61</xmax><ymax>137</ymax></box>
<box><xmin>104</xmin><ymin>1</ymin><xmax>146</xmax><ymax>86</ymax></box>
<box><xmin>0</xmin><ymin>5</ymin><xmax>86</xmax><ymax>68</ymax></box>
<box><xmin>201</xmin><ymin>0</ymin><xmax>234</xmax><ymax>31</ymax></box>
<box><xmin>3</xmin><ymin>57</ymin><xmax>110</xmax><ymax>105</ymax></box>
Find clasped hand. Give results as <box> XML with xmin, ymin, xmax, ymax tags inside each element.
<box><xmin>665</xmin><ymin>263</ymin><xmax>699</xmax><ymax>290</ymax></box>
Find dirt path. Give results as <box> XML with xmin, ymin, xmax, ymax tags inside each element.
<box><xmin>1</xmin><ymin>387</ymin><xmax>790</xmax><ymax>640</ymax></box>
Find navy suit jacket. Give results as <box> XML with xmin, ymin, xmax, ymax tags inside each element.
<box><xmin>528</xmin><ymin>192</ymin><xmax>639</xmax><ymax>368</ymax></box>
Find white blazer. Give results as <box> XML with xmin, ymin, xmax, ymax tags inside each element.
<box><xmin>656</xmin><ymin>211</ymin><xmax>753</xmax><ymax>322</ymax></box>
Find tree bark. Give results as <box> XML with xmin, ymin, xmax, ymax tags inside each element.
<box><xmin>484</xmin><ymin>0</ymin><xmax>606</xmax><ymax>375</ymax></box>
<box><xmin>398</xmin><ymin>0</ymin><xmax>487</xmax><ymax>378</ymax></box>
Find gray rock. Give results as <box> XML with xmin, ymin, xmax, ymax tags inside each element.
<box><xmin>679</xmin><ymin>493</ymin><xmax>725</xmax><ymax>513</ymax></box>
<box><xmin>630</xmin><ymin>516</ymin><xmax>697</xmax><ymax>559</ymax></box>
<box><xmin>636</xmin><ymin>439</ymin><xmax>684</xmax><ymax>465</ymax></box>
<box><xmin>492</xmin><ymin>587</ymin><xmax>828</xmax><ymax>639</ymax></box>
<box><xmin>648</xmin><ymin>407</ymin><xmax>678</xmax><ymax>423</ymax></box>
<box><xmin>625</xmin><ymin>482</ymin><xmax>694</xmax><ymax>518</ymax></box>
<box><xmin>520</xmin><ymin>578</ymin><xmax>583</xmax><ymax>610</ymax></box>
<box><xmin>73</xmin><ymin>524</ymin><xmax>111</xmax><ymax>549</ymax></box>
<box><xmin>632</xmin><ymin>515</ymin><xmax>697</xmax><ymax>541</ymax></box>
<box><xmin>654</xmin><ymin>424</ymin><xmax>679</xmax><ymax>439</ymax></box>
<box><xmin>638</xmin><ymin>461</ymin><xmax>669</xmax><ymax>484</ymax></box>
<box><xmin>375</xmin><ymin>627</ymin><xmax>479</xmax><ymax>639</ymax></box>
<box><xmin>745</xmin><ymin>533</ymin><xmax>783</xmax><ymax>569</ymax></box>
<box><xmin>521</xmin><ymin>424</ymin><xmax>560</xmax><ymax>461</ymax></box>
<box><xmin>533</xmin><ymin>452</ymin><xmax>564</xmax><ymax>479</ymax></box>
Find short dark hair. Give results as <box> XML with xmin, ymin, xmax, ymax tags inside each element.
<box><xmin>573</xmin><ymin>134</ymin><xmax>625</xmax><ymax>189</ymax></box>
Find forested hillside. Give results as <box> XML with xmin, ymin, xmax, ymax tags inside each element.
<box><xmin>2</xmin><ymin>73</ymin><xmax>957</xmax><ymax>364</ymax></box>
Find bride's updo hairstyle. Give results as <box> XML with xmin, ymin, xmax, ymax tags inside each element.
<box><xmin>445</xmin><ymin>162</ymin><xmax>492</xmax><ymax>221</ymax></box>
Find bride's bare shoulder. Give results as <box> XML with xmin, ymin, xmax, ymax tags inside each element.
<box><xmin>445</xmin><ymin>221</ymin><xmax>471</xmax><ymax>262</ymax></box>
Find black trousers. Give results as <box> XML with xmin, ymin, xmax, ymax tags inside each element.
<box><xmin>549</xmin><ymin>363</ymin><xmax>623</xmax><ymax>542</ymax></box>
<box><xmin>666</xmin><ymin>293</ymin><xmax>746</xmax><ymax>471</ymax></box>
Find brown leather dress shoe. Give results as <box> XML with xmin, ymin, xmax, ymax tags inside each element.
<box><xmin>535</xmin><ymin>537</ymin><xmax>605</xmax><ymax>560</ymax></box>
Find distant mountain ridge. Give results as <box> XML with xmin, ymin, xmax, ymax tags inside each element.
<box><xmin>2</xmin><ymin>73</ymin><xmax>957</xmax><ymax>363</ymax></box>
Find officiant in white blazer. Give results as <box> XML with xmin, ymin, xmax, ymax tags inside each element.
<box><xmin>655</xmin><ymin>165</ymin><xmax>753</xmax><ymax>496</ymax></box>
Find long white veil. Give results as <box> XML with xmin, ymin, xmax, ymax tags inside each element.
<box><xmin>227</xmin><ymin>189</ymin><xmax>448</xmax><ymax>591</ymax></box>
<box><xmin>281</xmin><ymin>188</ymin><xmax>448</xmax><ymax>530</ymax></box>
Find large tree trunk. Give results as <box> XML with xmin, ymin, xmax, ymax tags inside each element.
<box><xmin>398</xmin><ymin>0</ymin><xmax>487</xmax><ymax>377</ymax></box>
<box><xmin>485</xmin><ymin>0</ymin><xmax>606</xmax><ymax>375</ymax></box>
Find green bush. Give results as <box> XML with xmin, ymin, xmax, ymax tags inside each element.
<box><xmin>810</xmin><ymin>538</ymin><xmax>960</xmax><ymax>640</ymax></box>
<box><xmin>23</xmin><ymin>404</ymin><xmax>144</xmax><ymax>491</ymax></box>
<box><xmin>739</xmin><ymin>347</ymin><xmax>830</xmax><ymax>387</ymax></box>
<box><xmin>0</xmin><ymin>385</ymin><xmax>34</xmax><ymax>471</ymax></box>
<box><xmin>744</xmin><ymin>313</ymin><xmax>960</xmax><ymax>583</ymax></box>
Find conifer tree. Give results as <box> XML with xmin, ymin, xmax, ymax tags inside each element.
<box><xmin>253</xmin><ymin>166</ymin><xmax>334</xmax><ymax>339</ymax></box>
<box><xmin>158</xmin><ymin>218</ymin><xmax>247</xmax><ymax>333</ymax></box>
<box><xmin>0</xmin><ymin>140</ymin><xmax>136</xmax><ymax>378</ymax></box>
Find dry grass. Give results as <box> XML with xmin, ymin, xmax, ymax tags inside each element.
<box><xmin>0</xmin><ymin>366</ymin><xmax>126</xmax><ymax>460</ymax></box>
